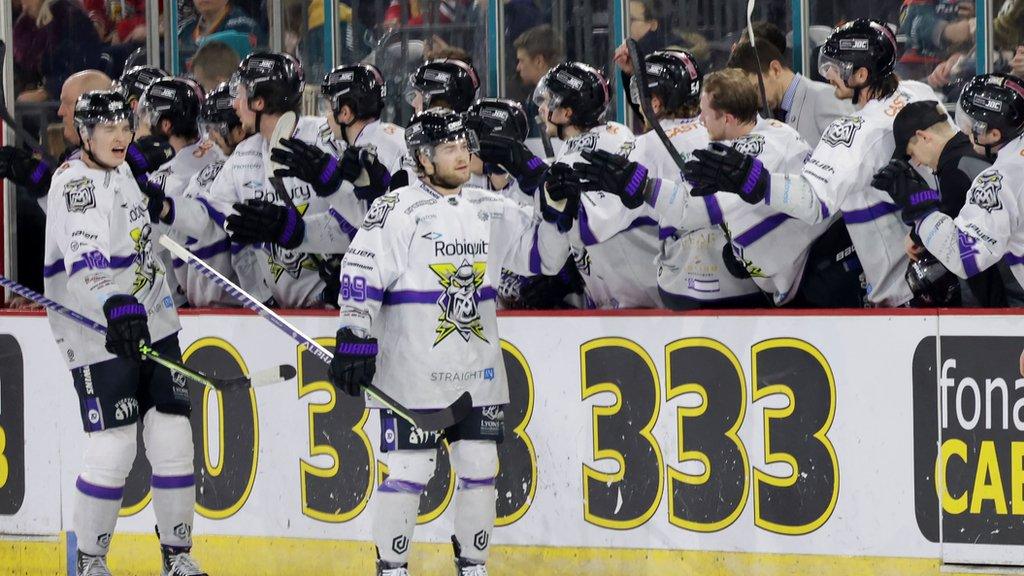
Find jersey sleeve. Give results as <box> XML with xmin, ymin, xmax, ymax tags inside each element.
<box><xmin>51</xmin><ymin>174</ymin><xmax>120</xmax><ymax>308</ymax></box>
<box><xmin>646</xmin><ymin>178</ymin><xmax>713</xmax><ymax>232</ymax></box>
<box><xmin>489</xmin><ymin>194</ymin><xmax>568</xmax><ymax>277</ymax></box>
<box><xmin>336</xmin><ymin>197</ymin><xmax>413</xmax><ymax>334</ymax></box>
<box><xmin>203</xmin><ymin>156</ymin><xmax>241</xmax><ymax>230</ymax></box>
<box><xmin>296</xmin><ymin>208</ymin><xmax>357</xmax><ymax>254</ymax></box>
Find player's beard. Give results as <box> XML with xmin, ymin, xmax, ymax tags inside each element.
<box><xmin>428</xmin><ymin>169</ymin><xmax>469</xmax><ymax>190</ymax></box>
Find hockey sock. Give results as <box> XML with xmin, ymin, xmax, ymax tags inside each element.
<box><xmin>373</xmin><ymin>449</ymin><xmax>436</xmax><ymax>564</ymax></box>
<box><xmin>75</xmin><ymin>426</ymin><xmax>137</xmax><ymax>556</ymax></box>
<box><xmin>453</xmin><ymin>477</ymin><xmax>497</xmax><ymax>563</ymax></box>
<box><xmin>143</xmin><ymin>410</ymin><xmax>196</xmax><ymax>548</ymax></box>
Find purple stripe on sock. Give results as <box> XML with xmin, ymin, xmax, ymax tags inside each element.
<box><xmin>458</xmin><ymin>476</ymin><xmax>496</xmax><ymax>489</ymax></box>
<box><xmin>379</xmin><ymin>478</ymin><xmax>426</xmax><ymax>494</ymax></box>
<box><xmin>151</xmin><ymin>474</ymin><xmax>196</xmax><ymax>489</ymax></box>
<box><xmin>76</xmin><ymin>476</ymin><xmax>124</xmax><ymax>500</ymax></box>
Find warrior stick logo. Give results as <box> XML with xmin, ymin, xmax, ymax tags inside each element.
<box><xmin>430</xmin><ymin>260</ymin><xmax>488</xmax><ymax>346</ymax></box>
<box><xmin>821</xmin><ymin>116</ymin><xmax>864</xmax><ymax>148</ymax></box>
<box><xmin>363</xmin><ymin>194</ymin><xmax>398</xmax><ymax>229</ymax></box>
<box><xmin>64</xmin><ymin>177</ymin><xmax>97</xmax><ymax>213</ymax></box>
<box><xmin>968</xmin><ymin>171</ymin><xmax>1003</xmax><ymax>213</ymax></box>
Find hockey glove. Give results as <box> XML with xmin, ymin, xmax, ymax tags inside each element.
<box><xmin>871</xmin><ymin>159</ymin><xmax>939</xmax><ymax>225</ymax></box>
<box><xmin>270</xmin><ymin>137</ymin><xmax>344</xmax><ymax>197</ymax></box>
<box><xmin>0</xmin><ymin>145</ymin><xmax>53</xmax><ymax>197</ymax></box>
<box><xmin>135</xmin><ymin>174</ymin><xmax>170</xmax><ymax>223</ymax></box>
<box><xmin>319</xmin><ymin>256</ymin><xmax>342</xmax><ymax>309</ymax></box>
<box><xmin>125</xmin><ymin>136</ymin><xmax>174</xmax><ymax>182</ymax></box>
<box><xmin>684</xmin><ymin>142</ymin><xmax>769</xmax><ymax>204</ymax></box>
<box><xmin>477</xmin><ymin>134</ymin><xmax>547</xmax><ymax>194</ymax></box>
<box><xmin>519</xmin><ymin>259</ymin><xmax>585</xmax><ymax>309</ymax></box>
<box><xmin>330</xmin><ymin>327</ymin><xmax>378</xmax><ymax>397</ymax></box>
<box><xmin>103</xmin><ymin>294</ymin><xmax>150</xmax><ymax>361</ymax></box>
<box><xmin>540</xmin><ymin>163</ymin><xmax>582</xmax><ymax>233</ymax></box>
<box><xmin>227</xmin><ymin>200</ymin><xmax>306</xmax><ymax>250</ymax></box>
<box><xmin>574</xmin><ymin>149</ymin><xmax>650</xmax><ymax>209</ymax></box>
<box><xmin>342</xmin><ymin>147</ymin><xmax>393</xmax><ymax>202</ymax></box>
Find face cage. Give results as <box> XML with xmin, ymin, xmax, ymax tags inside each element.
<box><xmin>817</xmin><ymin>52</ymin><xmax>855</xmax><ymax>84</ymax></box>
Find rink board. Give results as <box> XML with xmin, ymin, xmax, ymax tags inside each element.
<box><xmin>1</xmin><ymin>310</ymin><xmax>1023</xmax><ymax>574</ymax></box>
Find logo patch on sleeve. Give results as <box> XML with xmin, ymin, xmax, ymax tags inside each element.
<box><xmin>968</xmin><ymin>171</ymin><xmax>1004</xmax><ymax>213</ymax></box>
<box><xmin>821</xmin><ymin>116</ymin><xmax>864</xmax><ymax>148</ymax></box>
<box><xmin>64</xmin><ymin>177</ymin><xmax>97</xmax><ymax>213</ymax></box>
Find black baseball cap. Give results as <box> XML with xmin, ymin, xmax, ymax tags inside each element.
<box><xmin>892</xmin><ymin>100</ymin><xmax>949</xmax><ymax>159</ymax></box>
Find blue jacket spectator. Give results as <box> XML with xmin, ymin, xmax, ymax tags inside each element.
<box><xmin>178</xmin><ymin>0</ymin><xmax>263</xmax><ymax>71</ymax></box>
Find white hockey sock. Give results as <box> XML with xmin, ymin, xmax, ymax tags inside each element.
<box><xmin>453</xmin><ymin>477</ymin><xmax>497</xmax><ymax>563</ymax></box>
<box><xmin>143</xmin><ymin>410</ymin><xmax>196</xmax><ymax>549</ymax></box>
<box><xmin>373</xmin><ymin>478</ymin><xmax>425</xmax><ymax>564</ymax></box>
<box><xmin>151</xmin><ymin>476</ymin><xmax>196</xmax><ymax>548</ymax></box>
<box><xmin>73</xmin><ymin>475</ymin><xmax>124</xmax><ymax>556</ymax></box>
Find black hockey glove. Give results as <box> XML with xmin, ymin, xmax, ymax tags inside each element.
<box><xmin>227</xmin><ymin>200</ymin><xmax>306</xmax><ymax>250</ymax></box>
<box><xmin>871</xmin><ymin>159</ymin><xmax>940</xmax><ymax>225</ymax></box>
<box><xmin>125</xmin><ymin>136</ymin><xmax>174</xmax><ymax>182</ymax></box>
<box><xmin>477</xmin><ymin>134</ymin><xmax>547</xmax><ymax>194</ymax></box>
<box><xmin>684</xmin><ymin>142</ymin><xmax>769</xmax><ymax>204</ymax></box>
<box><xmin>574</xmin><ymin>149</ymin><xmax>650</xmax><ymax>209</ymax></box>
<box><xmin>341</xmin><ymin>147</ymin><xmax>393</xmax><ymax>202</ymax></box>
<box><xmin>319</xmin><ymin>256</ymin><xmax>342</xmax><ymax>309</ymax></box>
<box><xmin>103</xmin><ymin>294</ymin><xmax>150</xmax><ymax>361</ymax></box>
<box><xmin>0</xmin><ymin>145</ymin><xmax>53</xmax><ymax>197</ymax></box>
<box><xmin>270</xmin><ymin>137</ymin><xmax>344</xmax><ymax>197</ymax></box>
<box><xmin>135</xmin><ymin>174</ymin><xmax>170</xmax><ymax>223</ymax></box>
<box><xmin>540</xmin><ymin>163</ymin><xmax>582</xmax><ymax>233</ymax></box>
<box><xmin>330</xmin><ymin>327</ymin><xmax>378</xmax><ymax>397</ymax></box>
<box><xmin>519</xmin><ymin>259</ymin><xmax>585</xmax><ymax>309</ymax></box>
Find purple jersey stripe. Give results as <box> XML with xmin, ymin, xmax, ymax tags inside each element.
<box><xmin>703</xmin><ymin>195</ymin><xmax>724</xmax><ymax>226</ymax></box>
<box><xmin>733</xmin><ymin>213</ymin><xmax>791</xmax><ymax>247</ymax></box>
<box><xmin>843</xmin><ymin>202</ymin><xmax>899</xmax><ymax>224</ymax></box>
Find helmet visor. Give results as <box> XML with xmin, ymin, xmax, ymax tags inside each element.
<box><xmin>955</xmin><ymin>99</ymin><xmax>987</xmax><ymax>141</ymax></box>
<box><xmin>817</xmin><ymin>52</ymin><xmax>854</xmax><ymax>83</ymax></box>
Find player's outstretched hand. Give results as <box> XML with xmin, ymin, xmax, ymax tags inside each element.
<box><xmin>872</xmin><ymin>159</ymin><xmax>939</xmax><ymax>225</ymax></box>
<box><xmin>342</xmin><ymin>147</ymin><xmax>393</xmax><ymax>202</ymax></box>
<box><xmin>125</xmin><ymin>136</ymin><xmax>174</xmax><ymax>181</ymax></box>
<box><xmin>330</xmin><ymin>327</ymin><xmax>378</xmax><ymax>397</ymax></box>
<box><xmin>0</xmin><ymin>145</ymin><xmax>53</xmax><ymax>197</ymax></box>
<box><xmin>540</xmin><ymin>163</ymin><xmax>582</xmax><ymax>232</ymax></box>
<box><xmin>270</xmin><ymin>137</ymin><xmax>344</xmax><ymax>197</ymax></box>
<box><xmin>103</xmin><ymin>294</ymin><xmax>151</xmax><ymax>361</ymax></box>
<box><xmin>575</xmin><ymin>149</ymin><xmax>649</xmax><ymax>209</ymax></box>
<box><xmin>477</xmin><ymin>133</ymin><xmax>547</xmax><ymax>192</ymax></box>
<box><xmin>685</xmin><ymin>142</ymin><xmax>768</xmax><ymax>204</ymax></box>
<box><xmin>227</xmin><ymin>200</ymin><xmax>305</xmax><ymax>250</ymax></box>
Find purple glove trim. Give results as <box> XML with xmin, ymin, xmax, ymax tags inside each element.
<box><xmin>320</xmin><ymin>155</ymin><xmax>339</xmax><ymax>185</ymax></box>
<box><xmin>624</xmin><ymin>165</ymin><xmax>648</xmax><ymax>199</ymax></box>
<box><xmin>910</xmin><ymin>189</ymin><xmax>940</xmax><ymax>206</ymax></box>
<box><xmin>526</xmin><ymin>156</ymin><xmax>544</xmax><ymax>171</ymax></box>
<box><xmin>30</xmin><ymin>161</ymin><xmax>50</xmax><ymax>186</ymax></box>
<box><xmin>337</xmin><ymin>341</ymin><xmax>378</xmax><ymax>356</ymax></box>
<box><xmin>127</xmin><ymin>145</ymin><xmax>146</xmax><ymax>169</ymax></box>
<box><xmin>278</xmin><ymin>208</ymin><xmax>299</xmax><ymax>245</ymax></box>
<box><xmin>108</xmin><ymin>303</ymin><xmax>146</xmax><ymax>320</ymax></box>
<box><xmin>741</xmin><ymin>159</ymin><xmax>764</xmax><ymax>197</ymax></box>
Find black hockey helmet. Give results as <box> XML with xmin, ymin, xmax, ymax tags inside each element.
<box><xmin>817</xmin><ymin>18</ymin><xmax>897</xmax><ymax>84</ymax></box>
<box><xmin>631</xmin><ymin>49</ymin><xmax>703</xmax><ymax>112</ymax></box>
<box><xmin>321</xmin><ymin>63</ymin><xmax>386</xmax><ymax>120</ymax></box>
<box><xmin>406</xmin><ymin>107</ymin><xmax>479</xmax><ymax>168</ymax></box>
<box><xmin>956</xmin><ymin>73</ymin><xmax>1024</xmax><ymax>149</ymax></box>
<box><xmin>406</xmin><ymin>58</ymin><xmax>480</xmax><ymax>113</ymax></box>
<box><xmin>533</xmin><ymin>61</ymin><xmax>610</xmax><ymax>128</ymax></box>
<box><xmin>137</xmin><ymin>77</ymin><xmax>204</xmax><ymax>137</ymax></box>
<box><xmin>75</xmin><ymin>90</ymin><xmax>135</xmax><ymax>133</ymax></box>
<box><xmin>463</xmin><ymin>98</ymin><xmax>530</xmax><ymax>142</ymax></box>
<box><xmin>201</xmin><ymin>82</ymin><xmax>241</xmax><ymax>136</ymax></box>
<box><xmin>230</xmin><ymin>51</ymin><xmax>305</xmax><ymax>113</ymax></box>
<box><xmin>116</xmin><ymin>65</ymin><xmax>168</xmax><ymax>107</ymax></box>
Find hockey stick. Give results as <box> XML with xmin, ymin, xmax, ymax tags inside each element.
<box><xmin>745</xmin><ymin>0</ymin><xmax>773</xmax><ymax>120</ymax></box>
<box><xmin>0</xmin><ymin>275</ymin><xmax>296</xmax><ymax>390</ymax></box>
<box><xmin>160</xmin><ymin>235</ymin><xmax>474</xmax><ymax>431</ymax></box>
<box><xmin>536</xmin><ymin>115</ymin><xmax>554</xmax><ymax>158</ymax></box>
<box><xmin>0</xmin><ymin>40</ymin><xmax>58</xmax><ymax>165</ymax></box>
<box><xmin>625</xmin><ymin>39</ymin><xmax>689</xmax><ymax>175</ymax></box>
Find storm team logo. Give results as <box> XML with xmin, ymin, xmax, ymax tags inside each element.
<box><xmin>968</xmin><ymin>171</ymin><xmax>1003</xmax><ymax>213</ymax></box>
<box><xmin>821</xmin><ymin>116</ymin><xmax>864</xmax><ymax>148</ymax></box>
<box><xmin>64</xmin><ymin>177</ymin><xmax>97</xmax><ymax>213</ymax></box>
<box><xmin>363</xmin><ymin>193</ymin><xmax>398</xmax><ymax>229</ymax></box>
<box><xmin>733</xmin><ymin>134</ymin><xmax>765</xmax><ymax>156</ymax></box>
<box><xmin>130</xmin><ymin>224</ymin><xmax>162</xmax><ymax>295</ymax></box>
<box><xmin>430</xmin><ymin>260</ymin><xmax>488</xmax><ymax>345</ymax></box>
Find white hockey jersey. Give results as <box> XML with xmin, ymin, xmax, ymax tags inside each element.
<box><xmin>205</xmin><ymin>116</ymin><xmax>341</xmax><ymax>308</ymax></box>
<box><xmin>337</xmin><ymin>179</ymin><xmax>567</xmax><ymax>409</ymax></box>
<box><xmin>468</xmin><ymin>172</ymin><xmax>533</xmax><ymax>207</ymax></box>
<box><xmin>763</xmin><ymin>81</ymin><xmax>940</xmax><ymax>306</ymax></box>
<box><xmin>554</xmin><ymin>121</ymin><xmax>662</xmax><ymax>309</ymax></box>
<box><xmin>918</xmin><ymin>135</ymin><xmax>1024</xmax><ymax>288</ymax></box>
<box><xmin>633</xmin><ymin>117</ymin><xmax>761</xmax><ymax>304</ymax></box>
<box><xmin>44</xmin><ymin>160</ymin><xmax>180</xmax><ymax>369</ymax></box>
<box><xmin>651</xmin><ymin>118</ymin><xmax>825</xmax><ymax>305</ymax></box>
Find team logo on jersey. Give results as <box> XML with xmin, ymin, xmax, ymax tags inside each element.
<box><xmin>129</xmin><ymin>224</ymin><xmax>162</xmax><ymax>295</ymax></box>
<box><xmin>565</xmin><ymin>133</ymin><xmax>599</xmax><ymax>155</ymax></box>
<box><xmin>821</xmin><ymin>116</ymin><xmax>864</xmax><ymax>148</ymax></box>
<box><xmin>430</xmin><ymin>260</ymin><xmax>488</xmax><ymax>346</ymax></box>
<box><xmin>363</xmin><ymin>193</ymin><xmax>398</xmax><ymax>229</ymax></box>
<box><xmin>968</xmin><ymin>171</ymin><xmax>1004</xmax><ymax>213</ymax></box>
<box><xmin>196</xmin><ymin>161</ymin><xmax>224</xmax><ymax>188</ymax></box>
<box><xmin>267</xmin><ymin>203</ymin><xmax>319</xmax><ymax>281</ymax></box>
<box><xmin>732</xmin><ymin>134</ymin><xmax>765</xmax><ymax>156</ymax></box>
<box><xmin>64</xmin><ymin>177</ymin><xmax>96</xmax><ymax>213</ymax></box>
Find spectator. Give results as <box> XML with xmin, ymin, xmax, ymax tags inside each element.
<box><xmin>993</xmin><ymin>0</ymin><xmax>1024</xmax><ymax>50</ymax></box>
<box><xmin>14</xmin><ymin>0</ymin><xmax>104</xmax><ymax>103</ymax></box>
<box><xmin>177</xmin><ymin>0</ymin><xmax>261</xmax><ymax>70</ymax></box>
<box><xmin>627</xmin><ymin>0</ymin><xmax>687</xmax><ymax>55</ymax></box>
<box><xmin>190</xmin><ymin>40</ymin><xmax>241</xmax><ymax>90</ymax></box>
<box><xmin>1012</xmin><ymin>45</ymin><xmax>1024</xmax><ymax>77</ymax></box>
<box><xmin>83</xmin><ymin>0</ymin><xmax>155</xmax><ymax>44</ymax></box>
<box><xmin>504</xmin><ymin>0</ymin><xmax>542</xmax><ymax>48</ymax></box>
<box><xmin>727</xmin><ymin>39</ymin><xmax>855</xmax><ymax>147</ymax></box>
<box><xmin>513</xmin><ymin>25</ymin><xmax>562</xmax><ymax>136</ymax></box>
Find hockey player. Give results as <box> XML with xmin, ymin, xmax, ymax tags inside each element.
<box><xmin>200</xmin><ymin>82</ymin><xmax>250</xmax><ymax>156</ymax></box>
<box><xmin>464</xmin><ymin>98</ymin><xmax>535</xmax><ymax>206</ymax></box>
<box><xmin>531</xmin><ymin>61</ymin><xmax>662</xmax><ymax>308</ymax></box>
<box><xmin>582</xmin><ymin>68</ymin><xmax>840</xmax><ymax>306</ymax></box>
<box><xmin>134</xmin><ymin>77</ymin><xmax>236</xmax><ymax>308</ymax></box>
<box><xmin>881</xmin><ymin>73</ymin><xmax>1024</xmax><ymax>291</ymax></box>
<box><xmin>115</xmin><ymin>65</ymin><xmax>169</xmax><ymax>110</ymax></box>
<box><xmin>406</xmin><ymin>58</ymin><xmax>481</xmax><ymax>114</ymax></box>
<box><xmin>328</xmin><ymin>108</ymin><xmax>568</xmax><ymax>576</ymax></box>
<box><xmin>204</xmin><ymin>51</ymin><xmax>341</xmax><ymax>308</ymax></box>
<box><xmin>682</xmin><ymin>18</ymin><xmax>941</xmax><ymax>306</ymax></box>
<box><xmin>43</xmin><ymin>90</ymin><xmax>205</xmax><ymax>576</ymax></box>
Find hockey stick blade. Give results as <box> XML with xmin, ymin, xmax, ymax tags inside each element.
<box><xmin>193</xmin><ymin>363</ymin><xmax>298</xmax><ymax>391</ymax></box>
<box><xmin>159</xmin><ymin>235</ymin><xmax>473</xmax><ymax>430</ymax></box>
<box><xmin>0</xmin><ymin>40</ymin><xmax>57</xmax><ymax>164</ymax></box>
<box><xmin>626</xmin><ymin>39</ymin><xmax>689</xmax><ymax>176</ymax></box>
